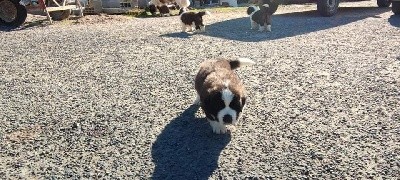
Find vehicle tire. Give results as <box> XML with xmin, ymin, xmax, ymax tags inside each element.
<box><xmin>49</xmin><ymin>9</ymin><xmax>71</xmax><ymax>21</ymax></box>
<box><xmin>317</xmin><ymin>0</ymin><xmax>339</xmax><ymax>17</ymax></box>
<box><xmin>0</xmin><ymin>0</ymin><xmax>27</xmax><ymax>27</ymax></box>
<box><xmin>377</xmin><ymin>0</ymin><xmax>391</xmax><ymax>7</ymax></box>
<box><xmin>259</xmin><ymin>0</ymin><xmax>280</xmax><ymax>15</ymax></box>
<box><xmin>47</xmin><ymin>0</ymin><xmax>71</xmax><ymax>21</ymax></box>
<box><xmin>393</xmin><ymin>1</ymin><xmax>400</xmax><ymax>15</ymax></box>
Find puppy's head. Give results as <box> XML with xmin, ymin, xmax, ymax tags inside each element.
<box><xmin>202</xmin><ymin>86</ymin><xmax>246</xmax><ymax>125</ymax></box>
<box><xmin>247</xmin><ymin>5</ymin><xmax>259</xmax><ymax>15</ymax></box>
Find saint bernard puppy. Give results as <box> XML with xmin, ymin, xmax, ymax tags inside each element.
<box><xmin>247</xmin><ymin>4</ymin><xmax>272</xmax><ymax>32</ymax></box>
<box><xmin>194</xmin><ymin>58</ymin><xmax>255</xmax><ymax>134</ymax></box>
<box><xmin>180</xmin><ymin>10</ymin><xmax>211</xmax><ymax>32</ymax></box>
<box><xmin>148</xmin><ymin>0</ymin><xmax>174</xmax><ymax>16</ymax></box>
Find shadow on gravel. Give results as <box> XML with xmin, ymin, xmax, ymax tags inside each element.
<box><xmin>151</xmin><ymin>104</ymin><xmax>231</xmax><ymax>179</ymax></box>
<box><xmin>160</xmin><ymin>32</ymin><xmax>194</xmax><ymax>38</ymax></box>
<box><xmin>0</xmin><ymin>20</ymin><xmax>47</xmax><ymax>32</ymax></box>
<box><xmin>388</xmin><ymin>15</ymin><xmax>400</xmax><ymax>27</ymax></box>
<box><xmin>0</xmin><ymin>26</ymin><xmax>17</xmax><ymax>32</ymax></box>
<box><xmin>161</xmin><ymin>6</ymin><xmax>390</xmax><ymax>42</ymax></box>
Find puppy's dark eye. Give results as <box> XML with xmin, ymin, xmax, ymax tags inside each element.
<box><xmin>230</xmin><ymin>96</ymin><xmax>242</xmax><ymax>112</ymax></box>
<box><xmin>202</xmin><ymin>93</ymin><xmax>224</xmax><ymax>118</ymax></box>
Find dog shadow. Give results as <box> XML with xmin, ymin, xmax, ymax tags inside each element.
<box><xmin>151</xmin><ymin>104</ymin><xmax>231</xmax><ymax>179</ymax></box>
<box><xmin>160</xmin><ymin>6</ymin><xmax>391</xmax><ymax>42</ymax></box>
<box><xmin>160</xmin><ymin>31</ymin><xmax>195</xmax><ymax>38</ymax></box>
<box><xmin>388</xmin><ymin>15</ymin><xmax>400</xmax><ymax>27</ymax></box>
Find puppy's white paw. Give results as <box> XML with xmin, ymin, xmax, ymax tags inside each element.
<box><xmin>194</xmin><ymin>95</ymin><xmax>200</xmax><ymax>105</ymax></box>
<box><xmin>258</xmin><ymin>26</ymin><xmax>265</xmax><ymax>32</ymax></box>
<box><xmin>200</xmin><ymin>26</ymin><xmax>205</xmax><ymax>32</ymax></box>
<box><xmin>266</xmin><ymin>25</ymin><xmax>271</xmax><ymax>32</ymax></box>
<box><xmin>209</xmin><ymin>120</ymin><xmax>227</xmax><ymax>134</ymax></box>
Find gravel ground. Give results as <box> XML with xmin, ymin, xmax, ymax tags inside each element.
<box><xmin>1</xmin><ymin>1</ymin><xmax>400</xmax><ymax>179</ymax></box>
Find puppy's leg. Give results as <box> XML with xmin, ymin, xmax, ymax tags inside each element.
<box><xmin>266</xmin><ymin>24</ymin><xmax>271</xmax><ymax>32</ymax></box>
<box><xmin>266</xmin><ymin>15</ymin><xmax>272</xmax><ymax>32</ymax></box>
<box><xmin>191</xmin><ymin>22</ymin><xmax>195</xmax><ymax>32</ymax></box>
<box><xmin>181</xmin><ymin>23</ymin><xmax>187</xmax><ymax>32</ymax></box>
<box><xmin>187</xmin><ymin>25</ymin><xmax>193</xmax><ymax>32</ymax></box>
<box><xmin>208</xmin><ymin>120</ymin><xmax>227</xmax><ymax>134</ymax></box>
<box><xmin>194</xmin><ymin>94</ymin><xmax>200</xmax><ymax>105</ymax></box>
<box><xmin>250</xmin><ymin>20</ymin><xmax>257</xmax><ymax>30</ymax></box>
<box><xmin>200</xmin><ymin>25</ymin><xmax>205</xmax><ymax>32</ymax></box>
<box><xmin>258</xmin><ymin>25</ymin><xmax>265</xmax><ymax>32</ymax></box>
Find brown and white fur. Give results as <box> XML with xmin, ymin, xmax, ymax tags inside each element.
<box><xmin>247</xmin><ymin>4</ymin><xmax>272</xmax><ymax>32</ymax></box>
<box><xmin>194</xmin><ymin>58</ymin><xmax>255</xmax><ymax>134</ymax></box>
<box><xmin>180</xmin><ymin>9</ymin><xmax>211</xmax><ymax>33</ymax></box>
<box><xmin>176</xmin><ymin>0</ymin><xmax>190</xmax><ymax>15</ymax></box>
<box><xmin>149</xmin><ymin>0</ymin><xmax>174</xmax><ymax>16</ymax></box>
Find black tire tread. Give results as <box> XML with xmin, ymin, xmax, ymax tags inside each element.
<box><xmin>49</xmin><ymin>10</ymin><xmax>72</xmax><ymax>21</ymax></box>
<box><xmin>393</xmin><ymin>1</ymin><xmax>400</xmax><ymax>15</ymax></box>
<box><xmin>317</xmin><ymin>0</ymin><xmax>339</xmax><ymax>17</ymax></box>
<box><xmin>377</xmin><ymin>0</ymin><xmax>391</xmax><ymax>7</ymax></box>
<box><xmin>0</xmin><ymin>0</ymin><xmax>27</xmax><ymax>27</ymax></box>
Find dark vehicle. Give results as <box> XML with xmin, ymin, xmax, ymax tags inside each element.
<box><xmin>260</xmin><ymin>0</ymin><xmax>392</xmax><ymax>16</ymax></box>
<box><xmin>393</xmin><ymin>0</ymin><xmax>400</xmax><ymax>14</ymax></box>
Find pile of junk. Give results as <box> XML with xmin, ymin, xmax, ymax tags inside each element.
<box><xmin>0</xmin><ymin>0</ymin><xmax>148</xmax><ymax>28</ymax></box>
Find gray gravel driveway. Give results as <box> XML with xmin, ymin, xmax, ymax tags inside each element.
<box><xmin>1</xmin><ymin>1</ymin><xmax>399</xmax><ymax>179</ymax></box>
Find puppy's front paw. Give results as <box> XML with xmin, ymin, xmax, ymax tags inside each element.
<box><xmin>194</xmin><ymin>95</ymin><xmax>201</xmax><ymax>105</ymax></box>
<box><xmin>200</xmin><ymin>26</ymin><xmax>206</xmax><ymax>32</ymax></box>
<box><xmin>266</xmin><ymin>25</ymin><xmax>271</xmax><ymax>32</ymax></box>
<box><xmin>209</xmin><ymin>120</ymin><xmax>227</xmax><ymax>134</ymax></box>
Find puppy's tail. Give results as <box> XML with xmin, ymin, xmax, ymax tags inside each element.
<box><xmin>198</xmin><ymin>10</ymin><xmax>211</xmax><ymax>16</ymax></box>
<box><xmin>229</xmin><ymin>58</ymin><xmax>255</xmax><ymax>70</ymax></box>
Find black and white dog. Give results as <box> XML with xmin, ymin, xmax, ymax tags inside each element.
<box><xmin>180</xmin><ymin>10</ymin><xmax>211</xmax><ymax>32</ymax></box>
<box><xmin>247</xmin><ymin>4</ymin><xmax>272</xmax><ymax>32</ymax></box>
<box><xmin>194</xmin><ymin>58</ymin><xmax>255</xmax><ymax>134</ymax></box>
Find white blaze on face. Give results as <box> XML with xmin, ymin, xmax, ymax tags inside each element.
<box><xmin>218</xmin><ymin>87</ymin><xmax>238</xmax><ymax>125</ymax></box>
<box><xmin>221</xmin><ymin>88</ymin><xmax>233</xmax><ymax>106</ymax></box>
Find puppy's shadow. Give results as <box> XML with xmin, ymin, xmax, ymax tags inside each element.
<box><xmin>388</xmin><ymin>15</ymin><xmax>400</xmax><ymax>28</ymax></box>
<box><xmin>151</xmin><ymin>104</ymin><xmax>231</xmax><ymax>179</ymax></box>
<box><xmin>159</xmin><ymin>32</ymin><xmax>194</xmax><ymax>38</ymax></box>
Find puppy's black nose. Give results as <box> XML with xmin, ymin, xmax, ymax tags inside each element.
<box><xmin>223</xmin><ymin>115</ymin><xmax>232</xmax><ymax>124</ymax></box>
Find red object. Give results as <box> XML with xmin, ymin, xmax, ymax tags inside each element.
<box><xmin>38</xmin><ymin>0</ymin><xmax>46</xmax><ymax>9</ymax></box>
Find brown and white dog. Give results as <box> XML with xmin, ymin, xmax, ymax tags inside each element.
<box><xmin>180</xmin><ymin>10</ymin><xmax>211</xmax><ymax>32</ymax></box>
<box><xmin>247</xmin><ymin>4</ymin><xmax>272</xmax><ymax>32</ymax></box>
<box><xmin>149</xmin><ymin>0</ymin><xmax>175</xmax><ymax>16</ymax></box>
<box><xmin>194</xmin><ymin>58</ymin><xmax>255</xmax><ymax>134</ymax></box>
<box><xmin>148</xmin><ymin>0</ymin><xmax>190</xmax><ymax>16</ymax></box>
